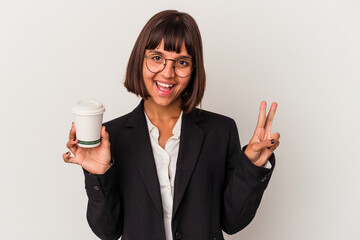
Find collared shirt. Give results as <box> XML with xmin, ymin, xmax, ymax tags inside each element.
<box><xmin>144</xmin><ymin>111</ymin><xmax>271</xmax><ymax>240</ymax></box>
<box><xmin>144</xmin><ymin>111</ymin><xmax>183</xmax><ymax>240</ymax></box>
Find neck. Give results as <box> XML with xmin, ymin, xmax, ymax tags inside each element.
<box><xmin>144</xmin><ymin>98</ymin><xmax>182</xmax><ymax>121</ymax></box>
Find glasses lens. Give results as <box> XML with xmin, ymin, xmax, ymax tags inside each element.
<box><xmin>174</xmin><ymin>58</ymin><xmax>193</xmax><ymax>78</ymax></box>
<box><xmin>146</xmin><ymin>54</ymin><xmax>165</xmax><ymax>73</ymax></box>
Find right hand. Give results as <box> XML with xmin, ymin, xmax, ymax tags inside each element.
<box><xmin>63</xmin><ymin>122</ymin><xmax>112</xmax><ymax>175</ymax></box>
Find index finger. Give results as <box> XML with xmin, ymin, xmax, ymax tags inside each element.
<box><xmin>264</xmin><ymin>102</ymin><xmax>278</xmax><ymax>133</ymax></box>
<box><xmin>69</xmin><ymin>122</ymin><xmax>77</xmax><ymax>140</ymax></box>
<box><xmin>256</xmin><ymin>101</ymin><xmax>267</xmax><ymax>129</ymax></box>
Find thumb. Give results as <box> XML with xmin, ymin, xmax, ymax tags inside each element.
<box><xmin>251</xmin><ymin>138</ymin><xmax>273</xmax><ymax>152</ymax></box>
<box><xmin>100</xmin><ymin>126</ymin><xmax>110</xmax><ymax>148</ymax></box>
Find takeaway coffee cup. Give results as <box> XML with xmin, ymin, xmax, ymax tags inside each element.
<box><xmin>72</xmin><ymin>100</ymin><xmax>105</xmax><ymax>148</ymax></box>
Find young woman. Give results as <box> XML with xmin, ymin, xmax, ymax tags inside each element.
<box><xmin>63</xmin><ymin>10</ymin><xmax>280</xmax><ymax>240</ymax></box>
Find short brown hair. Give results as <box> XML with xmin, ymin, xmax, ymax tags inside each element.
<box><xmin>124</xmin><ymin>10</ymin><xmax>206</xmax><ymax>113</ymax></box>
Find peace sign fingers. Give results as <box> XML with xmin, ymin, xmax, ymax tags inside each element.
<box><xmin>246</xmin><ymin>101</ymin><xmax>280</xmax><ymax>166</ymax></box>
<box><xmin>256</xmin><ymin>101</ymin><xmax>267</xmax><ymax>129</ymax></box>
<box><xmin>264</xmin><ymin>102</ymin><xmax>278</xmax><ymax>134</ymax></box>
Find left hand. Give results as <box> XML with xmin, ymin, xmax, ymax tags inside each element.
<box><xmin>244</xmin><ymin>101</ymin><xmax>280</xmax><ymax>167</ymax></box>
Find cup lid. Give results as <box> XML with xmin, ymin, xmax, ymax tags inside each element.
<box><xmin>72</xmin><ymin>99</ymin><xmax>105</xmax><ymax>115</ymax></box>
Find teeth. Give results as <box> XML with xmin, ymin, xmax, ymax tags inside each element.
<box><xmin>156</xmin><ymin>81</ymin><xmax>173</xmax><ymax>88</ymax></box>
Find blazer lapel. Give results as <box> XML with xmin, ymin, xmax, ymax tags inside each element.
<box><xmin>172</xmin><ymin>109</ymin><xmax>205</xmax><ymax>218</ymax></box>
<box><xmin>125</xmin><ymin>100</ymin><xmax>163</xmax><ymax>219</ymax></box>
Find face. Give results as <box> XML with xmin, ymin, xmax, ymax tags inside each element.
<box><xmin>142</xmin><ymin>40</ymin><xmax>192</xmax><ymax>109</ymax></box>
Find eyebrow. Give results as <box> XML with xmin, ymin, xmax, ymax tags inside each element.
<box><xmin>148</xmin><ymin>50</ymin><xmax>192</xmax><ymax>59</ymax></box>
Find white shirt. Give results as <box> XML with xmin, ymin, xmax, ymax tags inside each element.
<box><xmin>144</xmin><ymin>111</ymin><xmax>182</xmax><ymax>240</ymax></box>
<box><xmin>144</xmin><ymin>111</ymin><xmax>271</xmax><ymax>240</ymax></box>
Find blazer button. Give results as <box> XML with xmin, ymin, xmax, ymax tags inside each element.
<box><xmin>175</xmin><ymin>231</ymin><xmax>182</xmax><ymax>239</ymax></box>
<box><xmin>92</xmin><ymin>185</ymin><xmax>100</xmax><ymax>191</ymax></box>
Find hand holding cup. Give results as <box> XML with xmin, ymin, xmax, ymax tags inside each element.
<box><xmin>63</xmin><ymin>100</ymin><xmax>111</xmax><ymax>175</ymax></box>
<box><xmin>63</xmin><ymin>123</ymin><xmax>111</xmax><ymax>175</ymax></box>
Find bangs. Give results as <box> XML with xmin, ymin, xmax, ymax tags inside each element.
<box><xmin>146</xmin><ymin>18</ymin><xmax>193</xmax><ymax>55</ymax></box>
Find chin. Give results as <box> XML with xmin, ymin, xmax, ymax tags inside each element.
<box><xmin>150</xmin><ymin>96</ymin><xmax>179</xmax><ymax>108</ymax></box>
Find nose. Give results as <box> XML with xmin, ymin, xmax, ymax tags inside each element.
<box><xmin>160</xmin><ymin>59</ymin><xmax>176</xmax><ymax>78</ymax></box>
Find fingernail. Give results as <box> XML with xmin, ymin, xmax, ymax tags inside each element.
<box><xmin>271</xmin><ymin>139</ymin><xmax>275</xmax><ymax>144</ymax></box>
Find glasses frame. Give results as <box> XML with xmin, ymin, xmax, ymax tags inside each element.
<box><xmin>144</xmin><ymin>54</ymin><xmax>196</xmax><ymax>78</ymax></box>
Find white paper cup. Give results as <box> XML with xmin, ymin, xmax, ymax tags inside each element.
<box><xmin>72</xmin><ymin>100</ymin><xmax>105</xmax><ymax>148</ymax></box>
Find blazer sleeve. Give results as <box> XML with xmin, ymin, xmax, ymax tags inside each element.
<box><xmin>220</xmin><ymin>119</ymin><xmax>275</xmax><ymax>235</ymax></box>
<box><xmin>84</xmin><ymin>158</ymin><xmax>123</xmax><ymax>240</ymax></box>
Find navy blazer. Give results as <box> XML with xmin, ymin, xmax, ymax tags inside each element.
<box><xmin>83</xmin><ymin>100</ymin><xmax>275</xmax><ymax>240</ymax></box>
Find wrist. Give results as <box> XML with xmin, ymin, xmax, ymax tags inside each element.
<box><xmin>244</xmin><ymin>148</ymin><xmax>254</xmax><ymax>162</ymax></box>
<box><xmin>244</xmin><ymin>148</ymin><xmax>264</xmax><ymax>167</ymax></box>
<box><xmin>83</xmin><ymin>162</ymin><xmax>112</xmax><ymax>175</ymax></box>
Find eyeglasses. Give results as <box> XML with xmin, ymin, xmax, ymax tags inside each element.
<box><xmin>144</xmin><ymin>54</ymin><xmax>195</xmax><ymax>78</ymax></box>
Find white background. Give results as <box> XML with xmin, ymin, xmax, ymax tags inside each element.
<box><xmin>1</xmin><ymin>0</ymin><xmax>359</xmax><ymax>239</ymax></box>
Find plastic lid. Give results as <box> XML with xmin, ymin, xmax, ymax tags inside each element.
<box><xmin>72</xmin><ymin>99</ymin><xmax>105</xmax><ymax>115</ymax></box>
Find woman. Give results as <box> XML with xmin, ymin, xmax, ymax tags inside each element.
<box><xmin>63</xmin><ymin>10</ymin><xmax>280</xmax><ymax>240</ymax></box>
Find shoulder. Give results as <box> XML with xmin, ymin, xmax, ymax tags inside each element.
<box><xmin>192</xmin><ymin>108</ymin><xmax>235</xmax><ymax>124</ymax></box>
<box><xmin>102</xmin><ymin>112</ymin><xmax>131</xmax><ymax>134</ymax></box>
<box><xmin>188</xmin><ymin>108</ymin><xmax>237</xmax><ymax>131</ymax></box>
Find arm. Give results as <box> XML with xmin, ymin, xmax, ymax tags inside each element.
<box><xmin>63</xmin><ymin>122</ymin><xmax>123</xmax><ymax>239</ymax></box>
<box><xmin>220</xmin><ymin>119</ymin><xmax>275</xmax><ymax>234</ymax></box>
<box><xmin>84</xmin><ymin>160</ymin><xmax>124</xmax><ymax>240</ymax></box>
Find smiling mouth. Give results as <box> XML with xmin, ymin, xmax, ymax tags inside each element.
<box><xmin>155</xmin><ymin>81</ymin><xmax>175</xmax><ymax>91</ymax></box>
